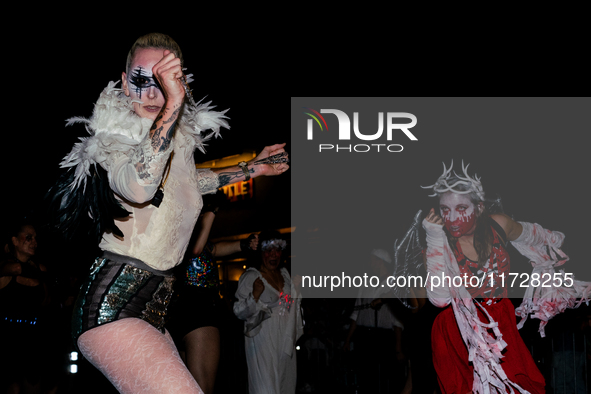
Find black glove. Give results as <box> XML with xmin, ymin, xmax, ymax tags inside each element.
<box><xmin>240</xmin><ymin>233</ymin><xmax>258</xmax><ymax>252</ymax></box>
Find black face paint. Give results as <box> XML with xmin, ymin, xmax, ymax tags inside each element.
<box><xmin>129</xmin><ymin>66</ymin><xmax>161</xmax><ymax>99</ymax></box>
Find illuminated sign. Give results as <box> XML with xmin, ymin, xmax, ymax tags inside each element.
<box><xmin>221</xmin><ymin>178</ymin><xmax>253</xmax><ymax>202</ymax></box>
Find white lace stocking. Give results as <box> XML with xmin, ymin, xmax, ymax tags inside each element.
<box><xmin>78</xmin><ymin>318</ymin><xmax>203</xmax><ymax>394</ymax></box>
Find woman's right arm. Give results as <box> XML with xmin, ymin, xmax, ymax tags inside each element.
<box><xmin>234</xmin><ymin>270</ymin><xmax>266</xmax><ymax>319</ymax></box>
<box><xmin>234</xmin><ymin>270</ymin><xmax>272</xmax><ymax>336</ymax></box>
<box><xmin>189</xmin><ymin>212</ymin><xmax>216</xmax><ymax>257</ymax></box>
<box><xmin>109</xmin><ymin>51</ymin><xmax>185</xmax><ymax>203</ymax></box>
<box><xmin>234</xmin><ymin>270</ymin><xmax>258</xmax><ymax>319</ymax></box>
<box><xmin>212</xmin><ymin>233</ymin><xmax>258</xmax><ymax>258</ymax></box>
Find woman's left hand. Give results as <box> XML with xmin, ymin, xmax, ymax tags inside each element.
<box><xmin>152</xmin><ymin>50</ymin><xmax>185</xmax><ymax>104</ymax></box>
<box><xmin>251</xmin><ymin>143</ymin><xmax>289</xmax><ymax>176</ymax></box>
<box><xmin>248</xmin><ymin>234</ymin><xmax>259</xmax><ymax>250</ymax></box>
<box><xmin>425</xmin><ymin>208</ymin><xmax>444</xmax><ymax>226</ymax></box>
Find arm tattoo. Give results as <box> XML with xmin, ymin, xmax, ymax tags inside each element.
<box><xmin>150</xmin><ymin>114</ymin><xmax>163</xmax><ymax>130</ymax></box>
<box><xmin>218</xmin><ymin>168</ymin><xmax>254</xmax><ymax>187</ymax></box>
<box><xmin>151</xmin><ymin>125</ymin><xmax>164</xmax><ymax>150</ymax></box>
<box><xmin>158</xmin><ymin>119</ymin><xmax>177</xmax><ymax>152</ymax></box>
<box><xmin>150</xmin><ymin>107</ymin><xmax>181</xmax><ymax>153</ymax></box>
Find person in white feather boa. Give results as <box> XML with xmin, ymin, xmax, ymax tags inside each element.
<box><xmin>63</xmin><ymin>33</ymin><xmax>289</xmax><ymax>394</ymax></box>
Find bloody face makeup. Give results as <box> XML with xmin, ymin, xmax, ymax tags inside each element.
<box><xmin>439</xmin><ymin>192</ymin><xmax>478</xmax><ymax>238</ymax></box>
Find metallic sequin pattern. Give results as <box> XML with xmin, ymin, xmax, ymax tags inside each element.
<box><xmin>72</xmin><ymin>257</ymin><xmax>108</xmax><ymax>339</ymax></box>
<box><xmin>98</xmin><ymin>265</ymin><xmax>152</xmax><ymax>325</ymax></box>
<box><xmin>141</xmin><ymin>276</ymin><xmax>174</xmax><ymax>330</ymax></box>
<box><xmin>185</xmin><ymin>247</ymin><xmax>219</xmax><ymax>288</ymax></box>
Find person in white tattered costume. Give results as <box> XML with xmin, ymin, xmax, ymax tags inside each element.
<box><xmin>50</xmin><ymin>33</ymin><xmax>289</xmax><ymax>394</ymax></box>
<box><xmin>419</xmin><ymin>160</ymin><xmax>591</xmax><ymax>394</ymax></box>
<box><xmin>234</xmin><ymin>230</ymin><xmax>303</xmax><ymax>394</ymax></box>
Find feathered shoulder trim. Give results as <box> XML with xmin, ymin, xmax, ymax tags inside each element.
<box><xmin>177</xmin><ymin>97</ymin><xmax>230</xmax><ymax>159</ymax></box>
<box><xmin>60</xmin><ymin>81</ymin><xmax>152</xmax><ymax>190</ymax></box>
<box><xmin>60</xmin><ymin>81</ymin><xmax>230</xmax><ymax>189</ymax></box>
<box><xmin>47</xmin><ymin>81</ymin><xmax>230</xmax><ymax>242</ymax></box>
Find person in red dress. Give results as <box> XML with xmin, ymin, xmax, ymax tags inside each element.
<box><xmin>422</xmin><ymin>161</ymin><xmax>546</xmax><ymax>394</ymax></box>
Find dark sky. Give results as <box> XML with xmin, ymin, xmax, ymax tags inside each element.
<box><xmin>5</xmin><ymin>25</ymin><xmax>287</xmax><ymax>223</ymax></box>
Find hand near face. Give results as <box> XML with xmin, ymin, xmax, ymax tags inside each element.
<box><xmin>251</xmin><ymin>143</ymin><xmax>290</xmax><ymax>176</ymax></box>
<box><xmin>123</xmin><ymin>48</ymin><xmax>185</xmax><ymax>120</ymax></box>
<box><xmin>252</xmin><ymin>277</ymin><xmax>265</xmax><ymax>301</ymax></box>
<box><xmin>248</xmin><ymin>234</ymin><xmax>259</xmax><ymax>251</ymax></box>
<box><xmin>426</xmin><ymin>208</ymin><xmax>444</xmax><ymax>226</ymax></box>
<box><xmin>152</xmin><ymin>50</ymin><xmax>185</xmax><ymax>104</ymax></box>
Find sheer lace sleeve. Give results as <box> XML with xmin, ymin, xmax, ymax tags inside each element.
<box><xmin>105</xmin><ymin>133</ymin><xmax>173</xmax><ymax>203</ymax></box>
<box><xmin>196</xmin><ymin>169</ymin><xmax>220</xmax><ymax>195</ymax></box>
<box><xmin>233</xmin><ymin>269</ymin><xmax>272</xmax><ymax>337</ymax></box>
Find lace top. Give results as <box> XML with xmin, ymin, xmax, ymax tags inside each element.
<box><xmin>99</xmin><ymin>145</ymin><xmax>219</xmax><ymax>270</ymax></box>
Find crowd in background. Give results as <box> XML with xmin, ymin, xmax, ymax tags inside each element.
<box><xmin>1</xmin><ymin>212</ymin><xmax>590</xmax><ymax>393</ymax></box>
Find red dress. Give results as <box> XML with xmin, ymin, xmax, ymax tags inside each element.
<box><xmin>431</xmin><ymin>226</ymin><xmax>546</xmax><ymax>393</ymax></box>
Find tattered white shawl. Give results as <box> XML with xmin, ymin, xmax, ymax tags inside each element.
<box><xmin>60</xmin><ymin>81</ymin><xmax>230</xmax><ymax>191</ymax></box>
<box><xmin>512</xmin><ymin>222</ymin><xmax>591</xmax><ymax>336</ymax></box>
<box><xmin>424</xmin><ymin>219</ymin><xmax>591</xmax><ymax>394</ymax></box>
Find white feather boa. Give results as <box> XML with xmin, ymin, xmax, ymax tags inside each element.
<box><xmin>60</xmin><ymin>81</ymin><xmax>229</xmax><ymax>190</ymax></box>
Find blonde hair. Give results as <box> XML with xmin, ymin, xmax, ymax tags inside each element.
<box><xmin>125</xmin><ymin>32</ymin><xmax>183</xmax><ymax>72</ymax></box>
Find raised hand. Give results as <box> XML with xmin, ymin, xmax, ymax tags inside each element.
<box><xmin>248</xmin><ymin>234</ymin><xmax>259</xmax><ymax>251</ymax></box>
<box><xmin>425</xmin><ymin>208</ymin><xmax>444</xmax><ymax>226</ymax></box>
<box><xmin>152</xmin><ymin>50</ymin><xmax>185</xmax><ymax>104</ymax></box>
<box><xmin>240</xmin><ymin>234</ymin><xmax>259</xmax><ymax>252</ymax></box>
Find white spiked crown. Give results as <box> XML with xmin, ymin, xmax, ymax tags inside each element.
<box><xmin>421</xmin><ymin>160</ymin><xmax>485</xmax><ymax>201</ymax></box>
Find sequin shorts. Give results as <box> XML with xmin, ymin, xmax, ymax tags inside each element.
<box><xmin>72</xmin><ymin>251</ymin><xmax>175</xmax><ymax>346</ymax></box>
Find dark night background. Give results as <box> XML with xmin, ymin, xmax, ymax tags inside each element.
<box><xmin>3</xmin><ymin>17</ymin><xmax>590</xmax><ymax>393</ymax></box>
